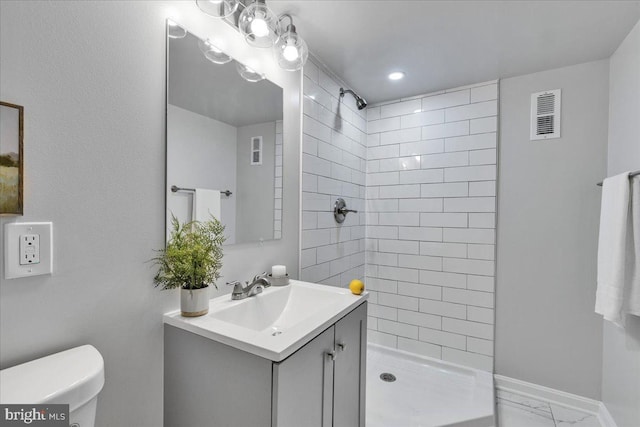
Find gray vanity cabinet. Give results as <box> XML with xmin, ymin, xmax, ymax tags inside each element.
<box><xmin>164</xmin><ymin>301</ymin><xmax>367</xmax><ymax>427</ymax></box>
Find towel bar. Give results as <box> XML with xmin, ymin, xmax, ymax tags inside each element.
<box><xmin>171</xmin><ymin>185</ymin><xmax>232</xmax><ymax>197</ymax></box>
<box><xmin>596</xmin><ymin>170</ymin><xmax>640</xmax><ymax>187</ymax></box>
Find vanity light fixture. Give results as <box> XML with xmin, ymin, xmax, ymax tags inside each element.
<box><xmin>273</xmin><ymin>14</ymin><xmax>308</xmax><ymax>71</ymax></box>
<box><xmin>167</xmin><ymin>20</ymin><xmax>187</xmax><ymax>39</ymax></box>
<box><xmin>195</xmin><ymin>0</ymin><xmax>239</xmax><ymax>18</ymax></box>
<box><xmin>388</xmin><ymin>71</ymin><xmax>405</xmax><ymax>81</ymax></box>
<box><xmin>238</xmin><ymin>0</ymin><xmax>280</xmax><ymax>48</ymax></box>
<box><xmin>236</xmin><ymin>61</ymin><xmax>265</xmax><ymax>82</ymax></box>
<box><xmin>198</xmin><ymin>39</ymin><xmax>232</xmax><ymax>64</ymax></box>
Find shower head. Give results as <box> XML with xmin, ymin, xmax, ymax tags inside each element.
<box><xmin>339</xmin><ymin>87</ymin><xmax>367</xmax><ymax>110</ymax></box>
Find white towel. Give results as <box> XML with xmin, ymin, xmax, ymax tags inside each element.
<box><xmin>595</xmin><ymin>172</ymin><xmax>631</xmax><ymax>326</ymax></box>
<box><xmin>193</xmin><ymin>189</ymin><xmax>221</xmax><ymax>223</ymax></box>
<box><xmin>625</xmin><ymin>176</ymin><xmax>640</xmax><ymax>317</ymax></box>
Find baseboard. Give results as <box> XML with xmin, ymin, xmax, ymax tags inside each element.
<box><xmin>494</xmin><ymin>375</ymin><xmax>619</xmax><ymax>427</ymax></box>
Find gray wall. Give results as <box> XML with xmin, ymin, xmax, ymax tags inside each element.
<box><xmin>496</xmin><ymin>60</ymin><xmax>609</xmax><ymax>399</ymax></box>
<box><xmin>602</xmin><ymin>19</ymin><xmax>640</xmax><ymax>427</ymax></box>
<box><xmin>236</xmin><ymin>121</ymin><xmax>276</xmax><ymax>243</ymax></box>
<box><xmin>0</xmin><ymin>1</ymin><xmax>301</xmax><ymax>426</ymax></box>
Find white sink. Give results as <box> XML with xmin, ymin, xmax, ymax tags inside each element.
<box><xmin>164</xmin><ymin>280</ymin><xmax>368</xmax><ymax>361</ymax></box>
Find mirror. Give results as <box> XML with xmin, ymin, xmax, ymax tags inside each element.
<box><xmin>166</xmin><ymin>24</ymin><xmax>284</xmax><ymax>245</ymax></box>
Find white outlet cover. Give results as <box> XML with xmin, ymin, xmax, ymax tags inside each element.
<box><xmin>4</xmin><ymin>222</ymin><xmax>53</xmax><ymax>279</ymax></box>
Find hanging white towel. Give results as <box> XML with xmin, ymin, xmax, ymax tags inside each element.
<box><xmin>595</xmin><ymin>172</ymin><xmax>631</xmax><ymax>327</ymax></box>
<box><xmin>625</xmin><ymin>176</ymin><xmax>640</xmax><ymax>317</ymax></box>
<box><xmin>193</xmin><ymin>189</ymin><xmax>221</xmax><ymax>223</ymax></box>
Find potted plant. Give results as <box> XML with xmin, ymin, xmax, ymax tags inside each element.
<box><xmin>152</xmin><ymin>214</ymin><xmax>225</xmax><ymax>317</ymax></box>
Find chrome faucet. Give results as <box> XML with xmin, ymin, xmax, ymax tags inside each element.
<box><xmin>227</xmin><ymin>272</ymin><xmax>271</xmax><ymax>300</ymax></box>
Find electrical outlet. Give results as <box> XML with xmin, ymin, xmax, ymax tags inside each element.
<box><xmin>19</xmin><ymin>234</ymin><xmax>40</xmax><ymax>265</ymax></box>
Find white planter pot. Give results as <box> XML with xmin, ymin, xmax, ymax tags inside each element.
<box><xmin>180</xmin><ymin>286</ymin><xmax>210</xmax><ymax>317</ymax></box>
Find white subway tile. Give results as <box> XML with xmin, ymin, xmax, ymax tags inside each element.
<box><xmin>443</xmin><ymin>257</ymin><xmax>495</xmax><ymax>276</ymax></box>
<box><xmin>443</xmin><ymin>288</ymin><xmax>494</xmax><ymax>309</ymax></box>
<box><xmin>469</xmin><ymin>181</ymin><xmax>496</xmax><ymax>197</ymax></box>
<box><xmin>379</xmin><ymin>184</ymin><xmax>421</xmax><ymax>199</ymax></box>
<box><xmin>398</xmin><ymin>227</ymin><xmax>443</xmax><ymax>242</ymax></box>
<box><xmin>470</xmin><ymin>84</ymin><xmax>498</xmax><ymax>103</ymax></box>
<box><xmin>302</xmin><ymin>192</ymin><xmax>330</xmax><ymax>211</ymax></box>
<box><xmin>304</xmin><ymin>115</ymin><xmax>332</xmax><ymax>141</ymax></box>
<box><xmin>420</xmin><ymin>270</ymin><xmax>467</xmax><ymax>289</ymax></box>
<box><xmin>399</xmin><ymin>310</ymin><xmax>441</xmax><ymax>329</ymax></box>
<box><xmin>379</xmin><ymin>212</ymin><xmax>420</xmax><ymax>226</ymax></box>
<box><xmin>369</xmin><ymin>172</ymin><xmax>400</xmax><ymax>186</ymax></box>
<box><xmin>303</xmin><ymin>153</ymin><xmax>331</xmax><ymax>177</ymax></box>
<box><xmin>421</xmin><ymin>182</ymin><xmax>468</xmax><ymax>198</ymax></box>
<box><xmin>469</xmin><ymin>148</ymin><xmax>497</xmax><ymax>165</ymax></box>
<box><xmin>399</xmin><ymin>140</ymin><xmax>444</xmax><ymax>156</ymax></box>
<box><xmin>442</xmin><ymin>317</ymin><xmax>494</xmax><ymax>339</ymax></box>
<box><xmin>401</xmin><ymin>110</ymin><xmax>445</xmax><ymax>128</ymax></box>
<box><xmin>398</xmin><ymin>254</ymin><xmax>442</xmax><ymax>270</ymax></box>
<box><xmin>368</xmin><ymin>316</ymin><xmax>378</xmax><ymax>330</ymax></box>
<box><xmin>367</xmin><ymin>159</ymin><xmax>381</xmax><ymax>173</ymax></box>
<box><xmin>368</xmin><ymin>117</ymin><xmax>401</xmax><ymax>133</ymax></box>
<box><xmin>467</xmin><ymin>307</ymin><xmax>494</xmax><ymax>325</ymax></box>
<box><xmin>422</xmin><ymin>90</ymin><xmax>470</xmax><ymax>111</ymax></box>
<box><xmin>303</xmin><ymin>134</ymin><xmax>319</xmax><ymax>155</ymax></box>
<box><xmin>368</xmin><ymin>144</ymin><xmax>400</xmax><ymax>160</ymax></box>
<box><xmin>399</xmin><ymin>156</ymin><xmax>422</xmax><ymax>170</ymax></box>
<box><xmin>378</xmin><ymin>319</ymin><xmax>419</xmax><ymax>339</ymax></box>
<box><xmin>302</xmin><ymin>173</ymin><xmax>318</xmax><ymax>192</ymax></box>
<box><xmin>419</xmin><ymin>327</ymin><xmax>466</xmax><ymax>350</ymax></box>
<box><xmin>367</xmin><ymin>277</ymin><xmax>398</xmax><ymax>293</ymax></box>
<box><xmin>467</xmin><ymin>337</ymin><xmax>494</xmax><ymax>356</ymax></box>
<box><xmin>316</xmin><ymin>244</ymin><xmax>341</xmax><ymax>264</ymax></box>
<box><xmin>422</xmin><ymin>121</ymin><xmax>469</xmax><ymax>140</ymax></box>
<box><xmin>468</xmin><ymin>213</ymin><xmax>496</xmax><ymax>229</ymax></box>
<box><xmin>342</xmin><ymin>151</ymin><xmax>361</xmax><ymax>170</ymax></box>
<box><xmin>367</xmin><ymin>106</ymin><xmax>381</xmax><ymax>121</ymax></box>
<box><xmin>369</xmin><ymin>303</ymin><xmax>398</xmax><ymax>321</ymax></box>
<box><xmin>442</xmin><ymin>347</ymin><xmax>493</xmax><ymax>371</ymax></box>
<box><xmin>399</xmin><ymin>198</ymin><xmax>443</xmax><ymax>212</ymax></box>
<box><xmin>445</xmin><ymin>133</ymin><xmax>497</xmax><ymax>152</ymax></box>
<box><xmin>421</xmin><ymin>152</ymin><xmax>468</xmax><ymax>169</ymax></box>
<box><xmin>378</xmin><ymin>239</ymin><xmax>420</xmax><ymax>254</ymax></box>
<box><xmin>399</xmin><ymin>169</ymin><xmax>444</xmax><ymax>184</ymax></box>
<box><xmin>467</xmin><ymin>275</ymin><xmax>495</xmax><ymax>292</ymax></box>
<box><xmin>302</xmin><ymin>211</ymin><xmax>317</xmax><ymax>230</ymax></box>
<box><xmin>318</xmin><ymin>70</ymin><xmax>341</xmax><ymax>96</ymax></box>
<box><xmin>379</xmin><ymin>293</ymin><xmax>420</xmax><ymax>311</ymax></box>
<box><xmin>445</xmin><ymin>100</ymin><xmax>497</xmax><ymax>122</ymax></box>
<box><xmin>398</xmin><ymin>281</ymin><xmax>442</xmax><ymax>300</ymax></box>
<box><xmin>331</xmin><ymin>163</ymin><xmax>352</xmax><ymax>182</ymax></box>
<box><xmin>445</xmin><ymin>165</ymin><xmax>496</xmax><ymax>182</ymax></box>
<box><xmin>397</xmin><ymin>338</ymin><xmax>441</xmax><ymax>359</ymax></box>
<box><xmin>378</xmin><ymin>266</ymin><xmax>420</xmax><ymax>283</ymax></box>
<box><xmin>301</xmin><ymin>261</ymin><xmax>331</xmax><ymax>283</ymax></box>
<box><xmin>443</xmin><ymin>228</ymin><xmax>495</xmax><ymax>244</ymax></box>
<box><xmin>420</xmin><ymin>299</ymin><xmax>466</xmax><ymax>319</ymax></box>
<box><xmin>381</xmin><ymin>99</ymin><xmax>422</xmax><ymax>118</ymax></box>
<box><xmin>367</xmin><ymin>133</ymin><xmax>381</xmax><ymax>147</ymax></box>
<box><xmin>420</xmin><ymin>213</ymin><xmax>468</xmax><ymax>228</ymax></box>
<box><xmin>367</xmin><ymin>226</ymin><xmax>399</xmax><ymax>239</ymax></box>
<box><xmin>317</xmin><ymin>176</ymin><xmax>342</xmax><ymax>195</ymax></box>
<box><xmin>444</xmin><ymin>197</ymin><xmax>496</xmax><ymax>213</ymax></box>
<box><xmin>470</xmin><ymin>117</ymin><xmax>497</xmax><ymax>134</ymax></box>
<box><xmin>303</xmin><ymin>60</ymin><xmax>319</xmax><ymax>83</ymax></box>
<box><xmin>380</xmin><ymin>127</ymin><xmax>422</xmax><ymax>145</ymax></box>
<box><xmin>301</xmin><ymin>248</ymin><xmax>316</xmax><ymax>268</ymax></box>
<box><xmin>467</xmin><ymin>244</ymin><xmax>495</xmax><ymax>260</ymax></box>
<box><xmin>368</xmin><ymin>199</ymin><xmax>399</xmax><ymax>212</ymax></box>
<box><xmin>420</xmin><ymin>242</ymin><xmax>467</xmax><ymax>258</ymax></box>
<box><xmin>368</xmin><ymin>330</ymin><xmax>398</xmax><ymax>347</ymax></box>
<box><xmin>379</xmin><ymin>158</ymin><xmax>400</xmax><ymax>172</ymax></box>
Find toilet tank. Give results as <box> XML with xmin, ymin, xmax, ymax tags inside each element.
<box><xmin>0</xmin><ymin>345</ymin><xmax>104</xmax><ymax>427</ymax></box>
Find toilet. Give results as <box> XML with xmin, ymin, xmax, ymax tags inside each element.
<box><xmin>0</xmin><ymin>345</ymin><xmax>104</xmax><ymax>427</ymax></box>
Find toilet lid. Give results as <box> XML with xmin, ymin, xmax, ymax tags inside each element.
<box><xmin>0</xmin><ymin>345</ymin><xmax>104</xmax><ymax>412</ymax></box>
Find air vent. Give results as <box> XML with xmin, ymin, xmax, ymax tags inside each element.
<box><xmin>530</xmin><ymin>89</ymin><xmax>561</xmax><ymax>140</ymax></box>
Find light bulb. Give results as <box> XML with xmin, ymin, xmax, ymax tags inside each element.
<box><xmin>282</xmin><ymin>44</ymin><xmax>299</xmax><ymax>61</ymax></box>
<box><xmin>209</xmin><ymin>0</ymin><xmax>222</xmax><ymax>3</ymax></box>
<box><xmin>388</xmin><ymin>72</ymin><xmax>405</xmax><ymax>81</ymax></box>
<box><xmin>250</xmin><ymin>18</ymin><xmax>269</xmax><ymax>37</ymax></box>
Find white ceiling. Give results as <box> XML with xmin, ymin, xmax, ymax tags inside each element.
<box><xmin>269</xmin><ymin>1</ymin><xmax>640</xmax><ymax>104</ymax></box>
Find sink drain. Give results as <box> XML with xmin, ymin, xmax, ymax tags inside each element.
<box><xmin>272</xmin><ymin>331</ymin><xmax>282</xmax><ymax>336</ymax></box>
<box><xmin>380</xmin><ymin>372</ymin><xmax>396</xmax><ymax>382</ymax></box>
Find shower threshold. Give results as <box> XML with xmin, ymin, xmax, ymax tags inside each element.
<box><xmin>366</xmin><ymin>343</ymin><xmax>495</xmax><ymax>427</ymax></box>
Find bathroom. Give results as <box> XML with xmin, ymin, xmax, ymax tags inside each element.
<box><xmin>0</xmin><ymin>0</ymin><xmax>639</xmax><ymax>426</ymax></box>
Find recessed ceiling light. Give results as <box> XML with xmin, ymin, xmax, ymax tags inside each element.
<box><xmin>388</xmin><ymin>72</ymin><xmax>405</xmax><ymax>81</ymax></box>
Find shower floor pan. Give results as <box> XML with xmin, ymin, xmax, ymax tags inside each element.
<box><xmin>367</xmin><ymin>343</ymin><xmax>495</xmax><ymax>427</ymax></box>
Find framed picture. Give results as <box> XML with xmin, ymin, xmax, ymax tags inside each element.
<box><xmin>250</xmin><ymin>136</ymin><xmax>263</xmax><ymax>165</ymax></box>
<box><xmin>0</xmin><ymin>101</ymin><xmax>24</xmax><ymax>215</ymax></box>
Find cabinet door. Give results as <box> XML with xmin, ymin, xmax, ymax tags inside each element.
<box><xmin>272</xmin><ymin>326</ymin><xmax>335</xmax><ymax>427</ymax></box>
<box><xmin>333</xmin><ymin>302</ymin><xmax>367</xmax><ymax>427</ymax></box>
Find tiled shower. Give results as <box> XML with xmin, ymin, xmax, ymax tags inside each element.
<box><xmin>301</xmin><ymin>65</ymin><xmax>499</xmax><ymax>371</ymax></box>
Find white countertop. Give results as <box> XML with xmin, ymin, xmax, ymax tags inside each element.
<box><xmin>164</xmin><ymin>280</ymin><xmax>368</xmax><ymax>362</ymax></box>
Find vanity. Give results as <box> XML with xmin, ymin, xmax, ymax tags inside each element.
<box><xmin>163</xmin><ymin>280</ymin><xmax>368</xmax><ymax>427</ymax></box>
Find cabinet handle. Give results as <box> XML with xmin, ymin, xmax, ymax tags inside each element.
<box><xmin>326</xmin><ymin>350</ymin><xmax>337</xmax><ymax>361</ymax></box>
<box><xmin>337</xmin><ymin>342</ymin><xmax>346</xmax><ymax>352</ymax></box>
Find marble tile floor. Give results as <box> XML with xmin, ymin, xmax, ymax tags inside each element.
<box><xmin>496</xmin><ymin>390</ymin><xmax>602</xmax><ymax>427</ymax></box>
